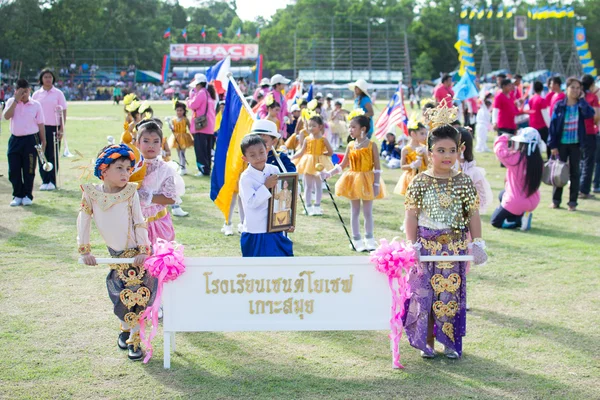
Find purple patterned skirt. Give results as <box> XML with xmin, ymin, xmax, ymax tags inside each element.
<box><xmin>401</xmin><ymin>227</ymin><xmax>468</xmax><ymax>356</ymax></box>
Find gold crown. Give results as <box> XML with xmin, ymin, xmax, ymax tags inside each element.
<box><xmin>423</xmin><ymin>103</ymin><xmax>458</xmax><ymax>129</ymax></box>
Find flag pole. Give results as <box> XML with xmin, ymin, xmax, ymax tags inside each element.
<box><xmin>227</xmin><ymin>72</ymin><xmax>255</xmax><ymax>117</ymax></box>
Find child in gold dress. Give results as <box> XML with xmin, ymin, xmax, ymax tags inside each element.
<box><xmin>167</xmin><ymin>101</ymin><xmax>194</xmax><ymax>176</ymax></box>
<box><xmin>394</xmin><ymin>122</ymin><xmax>428</xmax><ymax>195</ymax></box>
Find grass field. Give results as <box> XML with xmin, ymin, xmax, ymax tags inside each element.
<box><xmin>0</xmin><ymin>101</ymin><xmax>599</xmax><ymax>399</ymax></box>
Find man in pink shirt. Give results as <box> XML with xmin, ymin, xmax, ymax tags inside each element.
<box><xmin>492</xmin><ymin>79</ymin><xmax>519</xmax><ymax>135</ymax></box>
<box><xmin>2</xmin><ymin>79</ymin><xmax>46</xmax><ymax>206</ymax></box>
<box><xmin>547</xmin><ymin>76</ymin><xmax>565</xmax><ymax>116</ymax></box>
<box><xmin>32</xmin><ymin>68</ymin><xmax>68</xmax><ymax>190</ymax></box>
<box><xmin>527</xmin><ymin>81</ymin><xmax>551</xmax><ymax>159</ymax></box>
<box><xmin>434</xmin><ymin>74</ymin><xmax>454</xmax><ymax>106</ymax></box>
<box><xmin>258</xmin><ymin>74</ymin><xmax>290</xmax><ymax>131</ymax></box>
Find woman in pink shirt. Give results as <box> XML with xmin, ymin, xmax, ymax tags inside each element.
<box><xmin>527</xmin><ymin>81</ymin><xmax>551</xmax><ymax>159</ymax></box>
<box><xmin>187</xmin><ymin>73</ymin><xmax>216</xmax><ymax>176</ymax></box>
<box><xmin>491</xmin><ymin>128</ymin><xmax>544</xmax><ymax>231</ymax></box>
<box><xmin>32</xmin><ymin>68</ymin><xmax>67</xmax><ymax>190</ymax></box>
<box><xmin>257</xmin><ymin>74</ymin><xmax>290</xmax><ymax>131</ymax></box>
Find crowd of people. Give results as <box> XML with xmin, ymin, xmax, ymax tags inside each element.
<box><xmin>2</xmin><ymin>65</ymin><xmax>595</xmax><ymax>362</ymax></box>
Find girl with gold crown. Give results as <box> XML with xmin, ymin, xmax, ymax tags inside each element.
<box><xmin>319</xmin><ymin>112</ymin><xmax>385</xmax><ymax>252</ymax></box>
<box><xmin>291</xmin><ymin>114</ymin><xmax>334</xmax><ymax>216</ymax></box>
<box><xmin>401</xmin><ymin>103</ymin><xmax>487</xmax><ymax>360</ymax></box>
<box><xmin>166</xmin><ymin>100</ymin><xmax>194</xmax><ymax>176</ymax></box>
<box><xmin>393</xmin><ymin>117</ymin><xmax>428</xmax><ymax>195</ymax></box>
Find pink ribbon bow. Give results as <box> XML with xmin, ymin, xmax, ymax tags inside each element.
<box><xmin>370</xmin><ymin>238</ymin><xmax>416</xmax><ymax>369</ymax></box>
<box><xmin>139</xmin><ymin>239</ymin><xmax>185</xmax><ymax>363</ymax></box>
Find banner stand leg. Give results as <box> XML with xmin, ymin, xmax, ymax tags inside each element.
<box><xmin>164</xmin><ymin>331</ymin><xmax>171</xmax><ymax>369</ymax></box>
<box><xmin>171</xmin><ymin>332</ymin><xmax>176</xmax><ymax>353</ymax></box>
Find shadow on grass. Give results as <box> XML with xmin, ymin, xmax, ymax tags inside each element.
<box><xmin>143</xmin><ymin>331</ymin><xmax>586</xmax><ymax>399</ymax></box>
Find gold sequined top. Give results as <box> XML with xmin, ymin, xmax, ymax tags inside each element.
<box><xmin>405</xmin><ymin>171</ymin><xmax>480</xmax><ymax>231</ymax></box>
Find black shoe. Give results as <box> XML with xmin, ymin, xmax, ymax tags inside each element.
<box><xmin>118</xmin><ymin>331</ymin><xmax>130</xmax><ymax>350</ymax></box>
<box><xmin>128</xmin><ymin>344</ymin><xmax>144</xmax><ymax>361</ymax></box>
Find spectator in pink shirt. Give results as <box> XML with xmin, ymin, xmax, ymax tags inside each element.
<box><xmin>527</xmin><ymin>81</ymin><xmax>551</xmax><ymax>159</ymax></box>
<box><xmin>2</xmin><ymin>79</ymin><xmax>46</xmax><ymax>206</ymax></box>
<box><xmin>258</xmin><ymin>74</ymin><xmax>290</xmax><ymax>132</ymax></box>
<box><xmin>434</xmin><ymin>74</ymin><xmax>454</xmax><ymax>106</ymax></box>
<box><xmin>492</xmin><ymin>79</ymin><xmax>519</xmax><ymax>135</ymax></box>
<box><xmin>187</xmin><ymin>73</ymin><xmax>216</xmax><ymax>176</ymax></box>
<box><xmin>32</xmin><ymin>68</ymin><xmax>67</xmax><ymax>191</ymax></box>
<box><xmin>252</xmin><ymin>77</ymin><xmax>270</xmax><ymax>106</ymax></box>
<box><xmin>579</xmin><ymin>74</ymin><xmax>600</xmax><ymax>198</ymax></box>
<box><xmin>547</xmin><ymin>76</ymin><xmax>565</xmax><ymax>116</ymax></box>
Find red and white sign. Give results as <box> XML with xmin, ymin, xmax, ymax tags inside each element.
<box><xmin>170</xmin><ymin>44</ymin><xmax>259</xmax><ymax>61</ymax></box>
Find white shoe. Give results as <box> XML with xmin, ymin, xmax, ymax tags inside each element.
<box><xmin>10</xmin><ymin>197</ymin><xmax>23</xmax><ymax>207</ymax></box>
<box><xmin>221</xmin><ymin>224</ymin><xmax>234</xmax><ymax>236</ymax></box>
<box><xmin>180</xmin><ymin>168</ymin><xmax>187</xmax><ymax>176</ymax></box>
<box><xmin>172</xmin><ymin>207</ymin><xmax>189</xmax><ymax>217</ymax></box>
<box><xmin>312</xmin><ymin>205</ymin><xmax>323</xmax><ymax>215</ymax></box>
<box><xmin>444</xmin><ymin>347</ymin><xmax>459</xmax><ymax>359</ymax></box>
<box><xmin>364</xmin><ymin>237</ymin><xmax>378</xmax><ymax>251</ymax></box>
<box><xmin>22</xmin><ymin>197</ymin><xmax>33</xmax><ymax>206</ymax></box>
<box><xmin>237</xmin><ymin>223</ymin><xmax>244</xmax><ymax>234</ymax></box>
<box><xmin>350</xmin><ymin>239</ymin><xmax>366</xmax><ymax>252</ymax></box>
<box><xmin>307</xmin><ymin>206</ymin><xmax>315</xmax><ymax>216</ymax></box>
<box><xmin>39</xmin><ymin>183</ymin><xmax>48</xmax><ymax>191</ymax></box>
<box><xmin>46</xmin><ymin>182</ymin><xmax>56</xmax><ymax>191</ymax></box>
<box><xmin>195</xmin><ymin>172</ymin><xmax>204</xmax><ymax>177</ymax></box>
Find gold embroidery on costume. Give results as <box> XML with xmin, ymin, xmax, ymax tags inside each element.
<box><xmin>120</xmin><ymin>287</ymin><xmax>151</xmax><ymax>309</ymax></box>
<box><xmin>447</xmin><ymin>239</ymin><xmax>468</xmax><ymax>255</ymax></box>
<box><xmin>110</xmin><ymin>248</ymin><xmax>145</xmax><ymax>287</ymax></box>
<box><xmin>80</xmin><ymin>197</ymin><xmax>93</xmax><ymax>215</ymax></box>
<box><xmin>126</xmin><ymin>331</ymin><xmax>142</xmax><ymax>351</ymax></box>
<box><xmin>78</xmin><ymin>244</ymin><xmax>91</xmax><ymax>254</ymax></box>
<box><xmin>419</xmin><ymin>238</ymin><xmax>442</xmax><ymax>255</ymax></box>
<box><xmin>431</xmin><ymin>273</ymin><xmax>461</xmax><ymax>295</ymax></box>
<box><xmin>124</xmin><ymin>311</ymin><xmax>143</xmax><ymax>327</ymax></box>
<box><xmin>433</xmin><ymin>301</ymin><xmax>459</xmax><ymax>318</ymax></box>
<box><xmin>81</xmin><ymin>183</ymin><xmax>137</xmax><ymax>211</ymax></box>
<box><xmin>442</xmin><ymin>322</ymin><xmax>455</xmax><ymax>342</ymax></box>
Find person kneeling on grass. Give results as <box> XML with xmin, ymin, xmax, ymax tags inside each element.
<box><xmin>238</xmin><ymin>135</ymin><xmax>294</xmax><ymax>257</ymax></box>
<box><xmin>491</xmin><ymin>128</ymin><xmax>544</xmax><ymax>231</ymax></box>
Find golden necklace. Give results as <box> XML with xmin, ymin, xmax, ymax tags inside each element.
<box><xmin>431</xmin><ymin>171</ymin><xmax>453</xmax><ymax>209</ymax></box>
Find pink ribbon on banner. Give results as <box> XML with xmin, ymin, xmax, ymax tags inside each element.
<box><xmin>139</xmin><ymin>239</ymin><xmax>185</xmax><ymax>363</ymax></box>
<box><xmin>370</xmin><ymin>238</ymin><xmax>416</xmax><ymax>369</ymax></box>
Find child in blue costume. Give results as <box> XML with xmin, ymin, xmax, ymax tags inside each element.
<box><xmin>239</xmin><ymin>133</ymin><xmax>295</xmax><ymax>257</ymax></box>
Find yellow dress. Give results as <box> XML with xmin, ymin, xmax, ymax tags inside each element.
<box><xmin>335</xmin><ymin>141</ymin><xmax>386</xmax><ymax>200</ymax></box>
<box><xmin>120</xmin><ymin>122</ymin><xmax>146</xmax><ymax>189</ymax></box>
<box><xmin>295</xmin><ymin>136</ymin><xmax>333</xmax><ymax>175</ymax></box>
<box><xmin>393</xmin><ymin>145</ymin><xmax>427</xmax><ymax>195</ymax></box>
<box><xmin>167</xmin><ymin>117</ymin><xmax>194</xmax><ymax>150</ymax></box>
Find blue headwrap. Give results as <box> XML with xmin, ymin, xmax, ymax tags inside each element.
<box><xmin>94</xmin><ymin>144</ymin><xmax>136</xmax><ymax>179</ymax></box>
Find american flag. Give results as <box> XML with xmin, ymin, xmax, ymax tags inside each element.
<box><xmin>374</xmin><ymin>85</ymin><xmax>408</xmax><ymax>139</ymax></box>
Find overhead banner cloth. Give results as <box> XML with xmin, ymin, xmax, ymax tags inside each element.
<box><xmin>170</xmin><ymin>44</ymin><xmax>259</xmax><ymax>61</ymax></box>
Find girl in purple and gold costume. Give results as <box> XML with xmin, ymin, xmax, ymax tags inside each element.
<box><xmin>402</xmin><ymin>104</ymin><xmax>488</xmax><ymax>360</ymax></box>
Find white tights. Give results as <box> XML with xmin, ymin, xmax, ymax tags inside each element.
<box><xmin>350</xmin><ymin>199</ymin><xmax>374</xmax><ymax>240</ymax></box>
<box><xmin>304</xmin><ymin>174</ymin><xmax>322</xmax><ymax>206</ymax></box>
<box><xmin>226</xmin><ymin>193</ymin><xmax>245</xmax><ymax>225</ymax></box>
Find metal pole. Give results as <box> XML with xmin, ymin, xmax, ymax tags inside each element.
<box><xmin>331</xmin><ymin>17</ymin><xmax>335</xmax><ymax>84</ymax></box>
<box><xmin>385</xmin><ymin>22</ymin><xmax>391</xmax><ymax>84</ymax></box>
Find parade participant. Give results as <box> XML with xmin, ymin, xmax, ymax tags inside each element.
<box><xmin>579</xmin><ymin>74</ymin><xmax>600</xmax><ymax>199</ymax></box>
<box><xmin>527</xmin><ymin>81</ymin><xmax>551</xmax><ymax>159</ymax></box>
<box><xmin>492</xmin><ymin>79</ymin><xmax>519</xmax><ymax>136</ymax></box>
<box><xmin>434</xmin><ymin>74</ymin><xmax>454</xmax><ymax>107</ymax></box>
<box><xmin>167</xmin><ymin>100</ymin><xmax>194</xmax><ymax>176</ymax></box>
<box><xmin>264</xmin><ymin>95</ymin><xmax>285</xmax><ymax>138</ymax></box>
<box><xmin>393</xmin><ymin>121</ymin><xmax>428</xmax><ymax>196</ymax></box>
<box><xmin>32</xmin><ymin>68</ymin><xmax>67</xmax><ymax>191</ymax></box>
<box><xmin>380</xmin><ymin>132</ymin><xmax>402</xmax><ymax>164</ymax></box>
<box><xmin>3</xmin><ymin>79</ymin><xmax>45</xmax><ymax>206</ymax></box>
<box><xmin>187</xmin><ymin>73</ymin><xmax>217</xmax><ymax>177</ymax></box>
<box><xmin>548</xmin><ymin>76</ymin><xmax>565</xmax><ymax>116</ymax></box>
<box><xmin>239</xmin><ymin>135</ymin><xmax>294</xmax><ymax>257</ymax></box>
<box><xmin>402</xmin><ymin>104</ymin><xmax>486</xmax><ymax>360</ymax></box>
<box><xmin>548</xmin><ymin>77</ymin><xmax>595</xmax><ymax>211</ymax></box>
<box><xmin>135</xmin><ymin>119</ymin><xmax>185</xmax><ymax>242</ymax></box>
<box><xmin>492</xmin><ymin>128</ymin><xmax>544</xmax><ymax>230</ymax></box>
<box><xmin>349</xmin><ymin>79</ymin><xmax>374</xmax><ymax>138</ymax></box>
<box><xmin>329</xmin><ymin>99</ymin><xmax>347</xmax><ymax>149</ymax></box>
<box><xmin>292</xmin><ymin>115</ymin><xmax>334</xmax><ymax>216</ymax></box>
<box><xmin>475</xmin><ymin>93</ymin><xmax>493</xmax><ymax>152</ymax></box>
<box><xmin>319</xmin><ymin>114</ymin><xmax>385</xmax><ymax>252</ymax></box>
<box><xmin>459</xmin><ymin>128</ymin><xmax>493</xmax><ymax>214</ymax></box>
<box><xmin>286</xmin><ymin>104</ymin><xmax>301</xmax><ymax>138</ymax></box>
<box><xmin>258</xmin><ymin>74</ymin><xmax>290</xmax><ymax>132</ymax></box>
<box><xmin>77</xmin><ymin>143</ymin><xmax>156</xmax><ymax>361</ymax></box>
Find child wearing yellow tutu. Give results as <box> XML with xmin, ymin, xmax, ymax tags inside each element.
<box><xmin>167</xmin><ymin>101</ymin><xmax>194</xmax><ymax>176</ymax></box>
<box><xmin>320</xmin><ymin>114</ymin><xmax>385</xmax><ymax>252</ymax></box>
<box><xmin>291</xmin><ymin>115</ymin><xmax>334</xmax><ymax>216</ymax></box>
<box><xmin>393</xmin><ymin>122</ymin><xmax>428</xmax><ymax>195</ymax></box>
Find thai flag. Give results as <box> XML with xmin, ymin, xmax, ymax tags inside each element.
<box><xmin>181</xmin><ymin>28</ymin><xmax>187</xmax><ymax>41</ymax></box>
<box><xmin>163</xmin><ymin>28</ymin><xmax>171</xmax><ymax>39</ymax></box>
<box><xmin>374</xmin><ymin>85</ymin><xmax>408</xmax><ymax>139</ymax></box>
<box><xmin>256</xmin><ymin>28</ymin><xmax>260</xmax><ymax>38</ymax></box>
<box><xmin>236</xmin><ymin>27</ymin><xmax>241</xmax><ymax>37</ymax></box>
<box><xmin>206</xmin><ymin>56</ymin><xmax>231</xmax><ymax>95</ymax></box>
<box><xmin>218</xmin><ymin>28</ymin><xmax>223</xmax><ymax>38</ymax></box>
<box><xmin>201</xmin><ymin>26</ymin><xmax>206</xmax><ymax>39</ymax></box>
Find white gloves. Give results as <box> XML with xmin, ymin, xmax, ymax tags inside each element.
<box><xmin>410</xmin><ymin>158</ymin><xmax>422</xmax><ymax>170</ymax></box>
<box><xmin>469</xmin><ymin>239</ymin><xmax>488</xmax><ymax>266</ymax></box>
<box><xmin>319</xmin><ymin>164</ymin><xmax>342</xmax><ymax>181</ymax></box>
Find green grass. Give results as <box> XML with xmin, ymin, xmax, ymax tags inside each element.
<box><xmin>0</xmin><ymin>101</ymin><xmax>599</xmax><ymax>399</ymax></box>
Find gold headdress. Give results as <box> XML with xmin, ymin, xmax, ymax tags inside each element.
<box><xmin>407</xmin><ymin>113</ymin><xmax>421</xmax><ymax>131</ymax></box>
<box><xmin>307</xmin><ymin>99</ymin><xmax>318</xmax><ymax>111</ymax></box>
<box><xmin>347</xmin><ymin>108</ymin><xmax>366</xmax><ymax>122</ymax></box>
<box><xmin>301</xmin><ymin>108</ymin><xmax>318</xmax><ymax>121</ymax></box>
<box><xmin>139</xmin><ymin>101</ymin><xmax>151</xmax><ymax>116</ymax></box>
<box><xmin>420</xmin><ymin>97</ymin><xmax>435</xmax><ymax>108</ymax></box>
<box><xmin>423</xmin><ymin>103</ymin><xmax>458</xmax><ymax>129</ymax></box>
<box><xmin>125</xmin><ymin>100</ymin><xmax>141</xmax><ymax>113</ymax></box>
<box><xmin>123</xmin><ymin>93</ymin><xmax>138</xmax><ymax>106</ymax></box>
